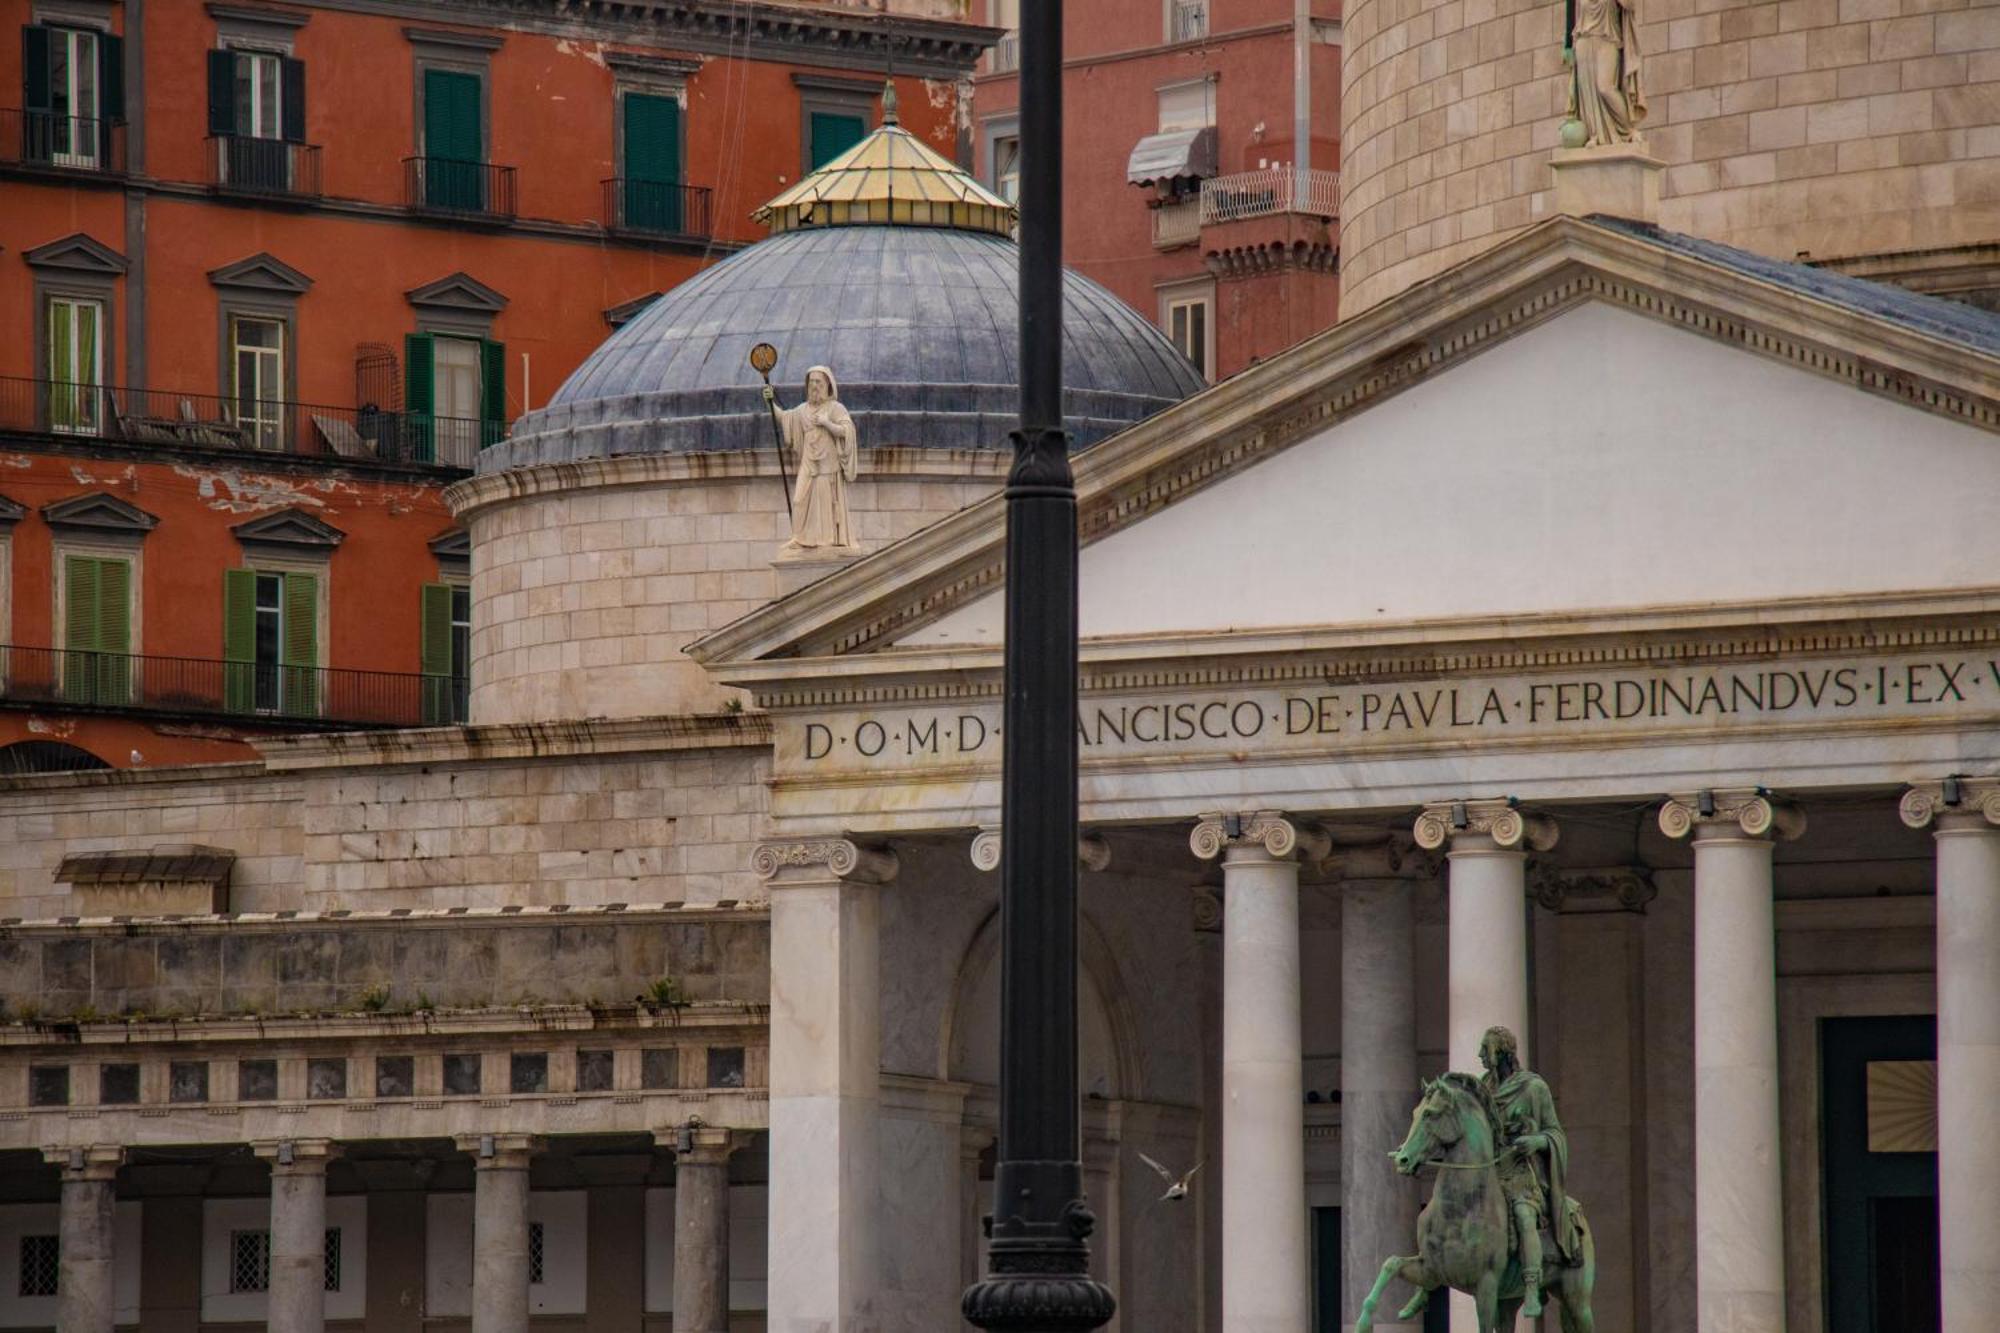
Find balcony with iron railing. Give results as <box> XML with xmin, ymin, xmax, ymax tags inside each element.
<box><xmin>0</xmin><ymin>645</ymin><xmax>468</xmax><ymax>728</ymax></box>
<box><xmin>1168</xmin><ymin>0</ymin><xmax>1208</xmax><ymax>42</ymax></box>
<box><xmin>404</xmin><ymin>156</ymin><xmax>518</xmax><ymax>219</ymax></box>
<box><xmin>1</xmin><ymin>108</ymin><xmax>124</xmax><ymax>175</ymax></box>
<box><xmin>601</xmin><ymin>178</ymin><xmax>714</xmax><ymax>239</ymax></box>
<box><xmin>208</xmin><ymin>134</ymin><xmax>322</xmax><ymax>199</ymax></box>
<box><xmin>0</xmin><ymin>376</ymin><xmax>496</xmax><ymax>470</ymax></box>
<box><xmin>1199</xmin><ymin>167</ymin><xmax>1340</xmax><ymax>225</ymax></box>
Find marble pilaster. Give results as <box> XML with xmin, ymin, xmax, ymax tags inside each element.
<box><xmin>754</xmin><ymin>837</ymin><xmax>898</xmax><ymax>1332</ymax></box>
<box><xmin>254</xmin><ymin>1140</ymin><xmax>340</xmax><ymax>1333</ymax></box>
<box><xmin>1900</xmin><ymin>779</ymin><xmax>2000</xmax><ymax>1332</ymax></box>
<box><xmin>44</xmin><ymin>1145</ymin><xmax>121</xmax><ymax>1333</ymax></box>
<box><xmin>1337</xmin><ymin>841</ymin><xmax>1429</xmax><ymax>1333</ymax></box>
<box><xmin>453</xmin><ymin>1133</ymin><xmax>543</xmax><ymax>1333</ymax></box>
<box><xmin>1192</xmin><ymin>810</ymin><xmax>1330</xmax><ymax>1333</ymax></box>
<box><xmin>1661</xmin><ymin>789</ymin><xmax>1804</xmax><ymax>1333</ymax></box>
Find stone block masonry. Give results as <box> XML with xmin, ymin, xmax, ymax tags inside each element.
<box><xmin>1339</xmin><ymin>0</ymin><xmax>2000</xmax><ymax>313</ymax></box>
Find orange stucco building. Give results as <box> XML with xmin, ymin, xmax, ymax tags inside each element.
<box><xmin>0</xmin><ymin>0</ymin><xmax>991</xmax><ymax>771</ymax></box>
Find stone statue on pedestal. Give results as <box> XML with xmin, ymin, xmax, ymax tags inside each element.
<box><xmin>1565</xmin><ymin>0</ymin><xmax>1646</xmax><ymax>147</ymax></box>
<box><xmin>1354</xmin><ymin>1025</ymin><xmax>1598</xmax><ymax>1332</ymax></box>
<box><xmin>763</xmin><ymin>365</ymin><xmax>859</xmax><ymax>552</ymax></box>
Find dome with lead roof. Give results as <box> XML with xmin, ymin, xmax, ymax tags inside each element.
<box><xmin>480</xmin><ymin>113</ymin><xmax>1206</xmax><ymax>474</ymax></box>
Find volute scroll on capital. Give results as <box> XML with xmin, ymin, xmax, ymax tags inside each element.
<box><xmin>752</xmin><ymin>838</ymin><xmax>899</xmax><ymax>885</ymax></box>
<box><xmin>969</xmin><ymin>826</ymin><xmax>1112</xmax><ymax>873</ymax></box>
<box><xmin>1189</xmin><ymin>811</ymin><xmax>1332</xmax><ymax>863</ymax></box>
<box><xmin>1658</xmin><ymin>789</ymin><xmax>1805</xmax><ymax>842</ymax></box>
<box><xmin>1412</xmin><ymin>799</ymin><xmax>1559</xmax><ymax>853</ymax></box>
<box><xmin>1899</xmin><ymin>778</ymin><xmax>2000</xmax><ymax>831</ymax></box>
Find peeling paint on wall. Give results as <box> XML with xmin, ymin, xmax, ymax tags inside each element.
<box><xmin>554</xmin><ymin>37</ymin><xmax>610</xmax><ymax>69</ymax></box>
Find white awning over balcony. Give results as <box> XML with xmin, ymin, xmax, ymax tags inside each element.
<box><xmin>1126</xmin><ymin>125</ymin><xmax>1217</xmax><ymax>186</ymax></box>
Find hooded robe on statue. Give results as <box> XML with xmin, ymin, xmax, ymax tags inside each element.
<box><xmin>776</xmin><ymin>365</ymin><xmax>859</xmax><ymax>551</ymax></box>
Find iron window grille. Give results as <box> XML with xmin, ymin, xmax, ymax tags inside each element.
<box><xmin>238</xmin><ymin>1059</ymin><xmax>278</xmax><ymax>1101</ymax></box>
<box><xmin>323</xmin><ymin>1228</ymin><xmax>340</xmax><ymax>1292</ymax></box>
<box><xmin>99</xmin><ymin>1062</ymin><xmax>139</xmax><ymax>1105</ymax></box>
<box><xmin>442</xmin><ymin>1053</ymin><xmax>482</xmax><ymax>1097</ymax></box>
<box><xmin>576</xmin><ymin>1049</ymin><xmax>614</xmax><ymax>1092</ymax></box>
<box><xmin>527</xmin><ymin>1221</ymin><xmax>545</xmax><ymax>1285</ymax></box>
<box><xmin>307</xmin><ymin>1058</ymin><xmax>346</xmax><ymax>1100</ymax></box>
<box><xmin>18</xmin><ymin>1235</ymin><xmax>59</xmax><ymax>1297</ymax></box>
<box><xmin>28</xmin><ymin>1066</ymin><xmax>69</xmax><ymax>1107</ymax></box>
<box><xmin>641</xmin><ymin>1048</ymin><xmax>678</xmax><ymax>1090</ymax></box>
<box><xmin>510</xmin><ymin>1052</ymin><xmax>548</xmax><ymax>1094</ymax></box>
<box><xmin>230</xmin><ymin>1230</ymin><xmax>271</xmax><ymax>1293</ymax></box>
<box><xmin>707</xmin><ymin>1046</ymin><xmax>746</xmax><ymax>1089</ymax></box>
<box><xmin>170</xmin><ymin>1061</ymin><xmax>209</xmax><ymax>1103</ymax></box>
<box><xmin>375</xmin><ymin>1056</ymin><xmax>414</xmax><ymax>1099</ymax></box>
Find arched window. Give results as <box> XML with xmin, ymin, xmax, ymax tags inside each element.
<box><xmin>0</xmin><ymin>740</ymin><xmax>111</xmax><ymax>775</ymax></box>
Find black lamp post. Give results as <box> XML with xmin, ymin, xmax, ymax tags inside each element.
<box><xmin>959</xmin><ymin>0</ymin><xmax>1116</xmax><ymax>1326</ymax></box>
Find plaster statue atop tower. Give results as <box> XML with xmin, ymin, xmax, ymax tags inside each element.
<box><xmin>764</xmin><ymin>366</ymin><xmax>859</xmax><ymax>551</ymax></box>
<box><xmin>1565</xmin><ymin>0</ymin><xmax>1647</xmax><ymax>147</ymax></box>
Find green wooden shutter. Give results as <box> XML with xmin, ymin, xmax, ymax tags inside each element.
<box><xmin>23</xmin><ymin>26</ymin><xmax>53</xmax><ymax>163</ymax></box>
<box><xmin>280</xmin><ymin>56</ymin><xmax>304</xmax><ymax>142</ymax></box>
<box><xmin>623</xmin><ymin>92</ymin><xmax>682</xmax><ymax>231</ymax></box>
<box><xmin>404</xmin><ymin>332</ymin><xmax>434</xmax><ymax>462</ymax></box>
<box><xmin>420</xmin><ymin>582</ymin><xmax>453</xmax><ymax>723</ymax></box>
<box><xmin>95</xmin><ymin>557</ymin><xmax>130</xmax><ymax>704</ymax></box>
<box><xmin>62</xmin><ymin>554</ymin><xmax>99</xmax><ymax>702</ymax></box>
<box><xmin>280</xmin><ymin>571</ymin><xmax>318</xmax><ymax>716</ymax></box>
<box><xmin>99</xmin><ymin>34</ymin><xmax>124</xmax><ymax>122</ymax></box>
<box><xmin>222</xmin><ymin>567</ymin><xmax>257</xmax><ymax>712</ymax></box>
<box><xmin>809</xmin><ymin>111</ymin><xmax>866</xmax><ymax>168</ymax></box>
<box><xmin>480</xmin><ymin>339</ymin><xmax>506</xmax><ymax>448</ymax></box>
<box><xmin>422</xmin><ymin>69</ymin><xmax>482</xmax><ymax>208</ymax></box>
<box><xmin>208</xmin><ymin>49</ymin><xmax>236</xmax><ymax>136</ymax></box>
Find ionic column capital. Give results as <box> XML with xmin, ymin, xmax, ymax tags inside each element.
<box><xmin>1899</xmin><ymin>778</ymin><xmax>2000</xmax><ymax>833</ymax></box>
<box><xmin>1190</xmin><ymin>810</ymin><xmax>1331</xmax><ymax>864</ymax></box>
<box><xmin>43</xmin><ymin>1145</ymin><xmax>121</xmax><ymax>1182</ymax></box>
<box><xmin>454</xmin><ymin>1132</ymin><xmax>544</xmax><ymax>1170</ymax></box>
<box><xmin>1659</xmin><ymin>788</ymin><xmax>1805</xmax><ymax>842</ymax></box>
<box><xmin>1412</xmin><ymin>799</ymin><xmax>1558</xmax><ymax>853</ymax></box>
<box><xmin>252</xmin><ymin>1139</ymin><xmax>341</xmax><ymax>1176</ymax></box>
<box><xmin>969</xmin><ymin>826</ymin><xmax>1112</xmax><ymax>873</ymax></box>
<box><xmin>752</xmin><ymin>838</ymin><xmax>898</xmax><ymax>886</ymax></box>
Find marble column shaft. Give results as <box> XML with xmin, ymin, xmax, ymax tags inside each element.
<box><xmin>1193</xmin><ymin>812</ymin><xmax>1328</xmax><ymax>1333</ymax></box>
<box><xmin>1340</xmin><ymin>858</ymin><xmax>1422</xmax><ymax>1333</ymax></box>
<box><xmin>256</xmin><ymin>1140</ymin><xmax>339</xmax><ymax>1333</ymax></box>
<box><xmin>1662</xmin><ymin>791</ymin><xmax>1802</xmax><ymax>1333</ymax></box>
<box><xmin>672</xmin><ymin>1132</ymin><xmax>736</xmax><ymax>1333</ymax></box>
<box><xmin>755</xmin><ymin>838</ymin><xmax>897</xmax><ymax>1333</ymax></box>
<box><xmin>46</xmin><ymin>1146</ymin><xmax>121</xmax><ymax>1333</ymax></box>
<box><xmin>455</xmin><ymin>1134</ymin><xmax>541</xmax><ymax>1333</ymax></box>
<box><xmin>1902</xmin><ymin>782</ymin><xmax>2000</xmax><ymax>1331</ymax></box>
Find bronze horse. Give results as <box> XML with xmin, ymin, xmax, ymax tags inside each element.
<box><xmin>1355</xmin><ymin>1072</ymin><xmax>1598</xmax><ymax>1333</ymax></box>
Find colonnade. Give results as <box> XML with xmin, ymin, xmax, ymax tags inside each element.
<box><xmin>40</xmin><ymin>1126</ymin><xmax>743</xmax><ymax>1333</ymax></box>
<box><xmin>755</xmin><ymin>777</ymin><xmax>1998</xmax><ymax>1333</ymax></box>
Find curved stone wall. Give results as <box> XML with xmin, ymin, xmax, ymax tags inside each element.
<box><xmin>1339</xmin><ymin>0</ymin><xmax>2000</xmax><ymax>315</ymax></box>
<box><xmin>449</xmin><ymin>451</ymin><xmax>1006</xmax><ymax>724</ymax></box>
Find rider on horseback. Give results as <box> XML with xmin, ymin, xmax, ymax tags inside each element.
<box><xmin>1478</xmin><ymin>1025</ymin><xmax>1582</xmax><ymax>1320</ymax></box>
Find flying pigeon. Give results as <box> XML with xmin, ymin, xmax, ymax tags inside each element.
<box><xmin>1138</xmin><ymin>1151</ymin><xmax>1204</xmax><ymax>1203</ymax></box>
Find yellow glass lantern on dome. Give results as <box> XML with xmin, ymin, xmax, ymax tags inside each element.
<box><xmin>751</xmin><ymin>88</ymin><xmax>1018</xmax><ymax>238</ymax></box>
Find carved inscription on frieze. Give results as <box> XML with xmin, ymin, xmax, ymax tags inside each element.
<box><xmin>778</xmin><ymin>651</ymin><xmax>2000</xmax><ymax>774</ymax></box>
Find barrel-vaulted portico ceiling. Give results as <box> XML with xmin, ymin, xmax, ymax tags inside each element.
<box><xmin>690</xmin><ymin>215</ymin><xmax>2000</xmax><ymax>833</ymax></box>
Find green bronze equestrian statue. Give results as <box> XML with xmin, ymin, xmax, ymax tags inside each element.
<box><xmin>1355</xmin><ymin>1025</ymin><xmax>1598</xmax><ymax>1333</ymax></box>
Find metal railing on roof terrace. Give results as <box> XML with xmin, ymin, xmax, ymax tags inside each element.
<box><xmin>0</xmin><ymin>376</ymin><xmax>494</xmax><ymax>469</ymax></box>
<box><xmin>0</xmin><ymin>645</ymin><xmax>468</xmax><ymax>728</ymax></box>
<box><xmin>1</xmin><ymin>108</ymin><xmax>125</xmax><ymax>175</ymax></box>
<box><xmin>1199</xmin><ymin>167</ymin><xmax>1340</xmax><ymax>225</ymax></box>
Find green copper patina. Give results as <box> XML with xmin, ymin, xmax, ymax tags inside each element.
<box><xmin>1355</xmin><ymin>1026</ymin><xmax>1599</xmax><ymax>1333</ymax></box>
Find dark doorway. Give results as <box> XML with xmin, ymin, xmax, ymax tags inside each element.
<box><xmin>1822</xmin><ymin>1014</ymin><xmax>1939</xmax><ymax>1333</ymax></box>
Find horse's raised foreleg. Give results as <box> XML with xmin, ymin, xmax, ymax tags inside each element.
<box><xmin>1356</xmin><ymin>1254</ymin><xmax>1430</xmax><ymax>1333</ymax></box>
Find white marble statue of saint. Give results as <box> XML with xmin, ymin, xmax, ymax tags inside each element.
<box><xmin>763</xmin><ymin>365</ymin><xmax>859</xmax><ymax>552</ymax></box>
<box><xmin>1568</xmin><ymin>0</ymin><xmax>1646</xmax><ymax>146</ymax></box>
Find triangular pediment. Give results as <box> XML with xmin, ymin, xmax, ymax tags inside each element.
<box><xmin>23</xmin><ymin>233</ymin><xmax>127</xmax><ymax>275</ymax></box>
<box><xmin>0</xmin><ymin>495</ymin><xmax>24</xmax><ymax>527</ymax></box>
<box><xmin>407</xmin><ymin>271</ymin><xmax>509</xmax><ymax>314</ymax></box>
<box><xmin>604</xmin><ymin>291</ymin><xmax>664</xmax><ymax>328</ymax></box>
<box><xmin>429</xmin><ymin>527</ymin><xmax>470</xmax><ymax>562</ymax></box>
<box><xmin>690</xmin><ymin>215</ymin><xmax>2000</xmax><ymax>679</ymax></box>
<box><xmin>42</xmin><ymin>492</ymin><xmax>158</xmax><ymax>536</ymax></box>
<box><xmin>208</xmin><ymin>252</ymin><xmax>314</xmax><ymax>293</ymax></box>
<box><xmin>232</xmin><ymin>507</ymin><xmax>346</xmax><ymax>550</ymax></box>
